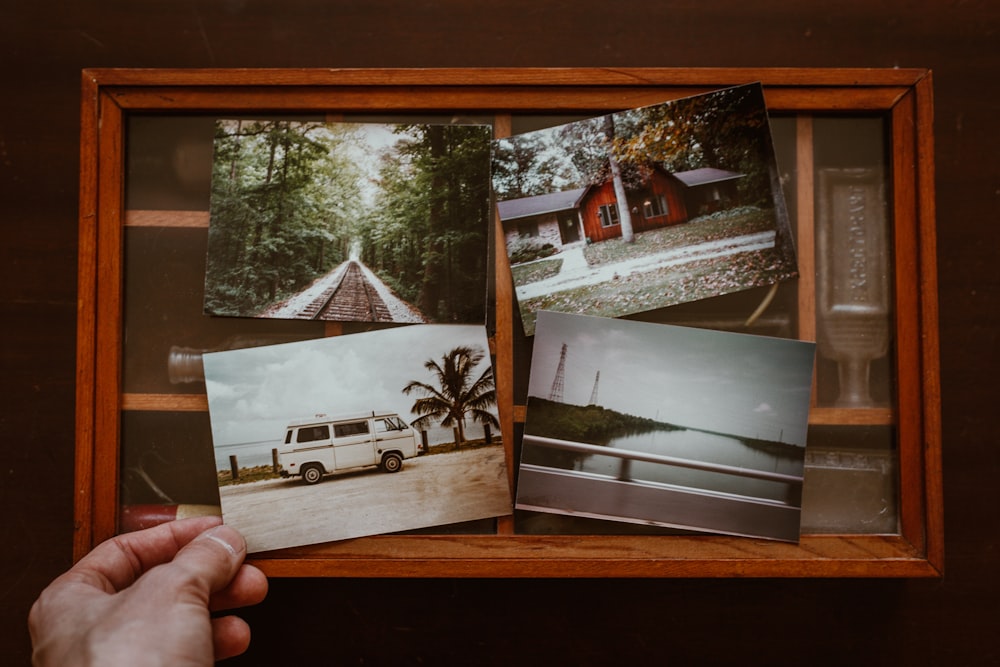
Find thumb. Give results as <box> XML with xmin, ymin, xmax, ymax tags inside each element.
<box><xmin>164</xmin><ymin>524</ymin><xmax>248</xmax><ymax>597</ymax></box>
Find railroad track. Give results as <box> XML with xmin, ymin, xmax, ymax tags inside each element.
<box><xmin>298</xmin><ymin>261</ymin><xmax>394</xmax><ymax>321</ymax></box>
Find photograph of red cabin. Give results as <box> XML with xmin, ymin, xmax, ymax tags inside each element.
<box><xmin>498</xmin><ymin>166</ymin><xmax>744</xmax><ymax>250</ymax></box>
<box><xmin>490</xmin><ymin>83</ymin><xmax>799</xmax><ymax>336</ymax></box>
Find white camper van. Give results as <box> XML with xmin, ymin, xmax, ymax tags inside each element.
<box><xmin>278</xmin><ymin>411</ymin><xmax>422</xmax><ymax>484</ymax></box>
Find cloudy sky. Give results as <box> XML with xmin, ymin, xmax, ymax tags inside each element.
<box><xmin>528</xmin><ymin>311</ymin><xmax>816</xmax><ymax>446</ymax></box>
<box><xmin>203</xmin><ymin>324</ymin><xmax>494</xmax><ymax>448</ymax></box>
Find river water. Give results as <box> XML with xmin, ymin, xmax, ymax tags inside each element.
<box><xmin>577</xmin><ymin>429</ymin><xmax>804</xmax><ymax>503</ymax></box>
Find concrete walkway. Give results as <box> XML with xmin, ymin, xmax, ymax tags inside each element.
<box><xmin>515</xmin><ymin>230</ymin><xmax>777</xmax><ymax>300</ymax></box>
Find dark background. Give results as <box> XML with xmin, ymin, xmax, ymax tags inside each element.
<box><xmin>3</xmin><ymin>2</ymin><xmax>997</xmax><ymax>664</ymax></box>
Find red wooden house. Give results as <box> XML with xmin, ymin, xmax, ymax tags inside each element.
<box><xmin>499</xmin><ymin>166</ymin><xmax>744</xmax><ymax>251</ymax></box>
<box><xmin>581</xmin><ymin>166</ymin><xmax>745</xmax><ymax>243</ymax></box>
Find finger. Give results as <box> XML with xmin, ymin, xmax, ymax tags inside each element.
<box><xmin>165</xmin><ymin>524</ymin><xmax>247</xmax><ymax>598</ymax></box>
<box><xmin>65</xmin><ymin>516</ymin><xmax>224</xmax><ymax>593</ymax></box>
<box><xmin>211</xmin><ymin>615</ymin><xmax>252</xmax><ymax>661</ymax></box>
<box><xmin>209</xmin><ymin>563</ymin><xmax>268</xmax><ymax>612</ymax></box>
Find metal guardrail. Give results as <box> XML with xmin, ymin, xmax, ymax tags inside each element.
<box><xmin>521</xmin><ymin>434</ymin><xmax>804</xmax><ymax>485</ymax></box>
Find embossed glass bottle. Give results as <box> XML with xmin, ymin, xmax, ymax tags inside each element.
<box><xmin>816</xmin><ymin>168</ymin><xmax>891</xmax><ymax>407</ymax></box>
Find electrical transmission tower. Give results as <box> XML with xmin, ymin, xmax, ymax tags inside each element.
<box><xmin>549</xmin><ymin>343</ymin><xmax>567</xmax><ymax>402</ymax></box>
<box><xmin>588</xmin><ymin>370</ymin><xmax>600</xmax><ymax>406</ymax></box>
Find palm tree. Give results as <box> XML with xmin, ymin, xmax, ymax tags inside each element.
<box><xmin>402</xmin><ymin>345</ymin><xmax>499</xmax><ymax>445</ymax></box>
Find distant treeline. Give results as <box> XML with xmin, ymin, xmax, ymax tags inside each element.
<box><xmin>524</xmin><ymin>398</ymin><xmax>676</xmax><ymax>444</ymax></box>
<box><xmin>522</xmin><ymin>398</ymin><xmax>673</xmax><ymax>469</ymax></box>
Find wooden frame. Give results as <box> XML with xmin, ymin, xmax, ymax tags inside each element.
<box><xmin>75</xmin><ymin>68</ymin><xmax>942</xmax><ymax>577</ymax></box>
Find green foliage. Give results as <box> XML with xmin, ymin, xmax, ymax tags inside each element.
<box><xmin>524</xmin><ymin>397</ymin><xmax>671</xmax><ymax>444</ymax></box>
<box><xmin>493</xmin><ymin>85</ymin><xmax>775</xmax><ymax>208</ymax></box>
<box><xmin>205</xmin><ymin>120</ymin><xmax>364</xmax><ymax>316</ymax></box>
<box><xmin>522</xmin><ymin>398</ymin><xmax>675</xmax><ymax>469</ymax></box>
<box><xmin>556</xmin><ymin>116</ymin><xmax>614</xmax><ymax>188</ymax></box>
<box><xmin>203</xmin><ymin>120</ymin><xmax>499</xmax><ymax>322</ymax></box>
<box><xmin>612</xmin><ymin>85</ymin><xmax>774</xmax><ymax>206</ymax></box>
<box><xmin>492</xmin><ymin>131</ymin><xmax>581</xmax><ymax>199</ymax></box>
<box><xmin>360</xmin><ymin>125</ymin><xmax>491</xmax><ymax>322</ymax></box>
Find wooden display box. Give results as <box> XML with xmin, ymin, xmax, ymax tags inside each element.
<box><xmin>75</xmin><ymin>68</ymin><xmax>942</xmax><ymax>577</ymax></box>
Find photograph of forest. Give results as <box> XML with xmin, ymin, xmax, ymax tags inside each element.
<box><xmin>204</xmin><ymin>119</ymin><xmax>492</xmax><ymax>324</ymax></box>
<box><xmin>492</xmin><ymin>83</ymin><xmax>799</xmax><ymax>335</ymax></box>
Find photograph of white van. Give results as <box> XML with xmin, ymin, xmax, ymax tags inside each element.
<box><xmin>278</xmin><ymin>411</ymin><xmax>423</xmax><ymax>484</ymax></box>
<box><xmin>204</xmin><ymin>325</ymin><xmax>512</xmax><ymax>551</ymax></box>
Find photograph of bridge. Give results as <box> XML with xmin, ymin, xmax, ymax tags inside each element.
<box><xmin>516</xmin><ymin>311</ymin><xmax>816</xmax><ymax>542</ymax></box>
<box><xmin>203</xmin><ymin>119</ymin><xmax>492</xmax><ymax>324</ymax></box>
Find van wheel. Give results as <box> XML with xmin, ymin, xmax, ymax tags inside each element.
<box><xmin>381</xmin><ymin>453</ymin><xmax>403</xmax><ymax>473</ymax></box>
<box><xmin>302</xmin><ymin>464</ymin><xmax>324</xmax><ymax>484</ymax></box>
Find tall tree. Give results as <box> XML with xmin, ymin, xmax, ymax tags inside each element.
<box><xmin>363</xmin><ymin>124</ymin><xmax>490</xmax><ymax>322</ymax></box>
<box><xmin>558</xmin><ymin>116</ymin><xmax>611</xmax><ymax>186</ymax></box>
<box><xmin>418</xmin><ymin>125</ymin><xmax>448</xmax><ymax>318</ymax></box>
<box><xmin>205</xmin><ymin>120</ymin><xmax>363</xmax><ymax>315</ymax></box>
<box><xmin>402</xmin><ymin>346</ymin><xmax>499</xmax><ymax>445</ymax></box>
<box><xmin>612</xmin><ymin>85</ymin><xmax>772</xmax><ymax>206</ymax></box>
<box><xmin>491</xmin><ymin>132</ymin><xmax>578</xmax><ymax>199</ymax></box>
<box><xmin>603</xmin><ymin>114</ymin><xmax>636</xmax><ymax>243</ymax></box>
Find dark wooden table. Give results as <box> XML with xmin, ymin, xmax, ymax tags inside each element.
<box><xmin>3</xmin><ymin>2</ymin><xmax>997</xmax><ymax>664</ymax></box>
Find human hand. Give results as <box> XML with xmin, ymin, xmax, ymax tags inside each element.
<box><xmin>29</xmin><ymin>516</ymin><xmax>268</xmax><ymax>666</ymax></box>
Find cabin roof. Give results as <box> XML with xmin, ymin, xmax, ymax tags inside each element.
<box><xmin>497</xmin><ymin>186</ymin><xmax>589</xmax><ymax>221</ymax></box>
<box><xmin>672</xmin><ymin>167</ymin><xmax>745</xmax><ymax>187</ymax></box>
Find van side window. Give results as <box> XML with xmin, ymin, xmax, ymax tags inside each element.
<box><xmin>285</xmin><ymin>430</ymin><xmax>293</xmax><ymax>444</ymax></box>
<box><xmin>334</xmin><ymin>420</ymin><xmax>370</xmax><ymax>438</ymax></box>
<box><xmin>296</xmin><ymin>425</ymin><xmax>330</xmax><ymax>443</ymax></box>
<box><xmin>375</xmin><ymin>418</ymin><xmax>402</xmax><ymax>432</ymax></box>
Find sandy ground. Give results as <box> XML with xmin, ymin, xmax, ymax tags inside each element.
<box><xmin>220</xmin><ymin>445</ymin><xmax>511</xmax><ymax>553</ymax></box>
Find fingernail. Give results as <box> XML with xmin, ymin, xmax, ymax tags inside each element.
<box><xmin>198</xmin><ymin>525</ymin><xmax>244</xmax><ymax>558</ymax></box>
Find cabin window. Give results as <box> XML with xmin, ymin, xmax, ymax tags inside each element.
<box><xmin>520</xmin><ymin>221</ymin><xmax>539</xmax><ymax>238</ymax></box>
<box><xmin>284</xmin><ymin>430</ymin><xmax>293</xmax><ymax>444</ymax></box>
<box><xmin>643</xmin><ymin>195</ymin><xmax>669</xmax><ymax>218</ymax></box>
<box><xmin>296</xmin><ymin>425</ymin><xmax>330</xmax><ymax>443</ymax></box>
<box><xmin>334</xmin><ymin>420</ymin><xmax>371</xmax><ymax>438</ymax></box>
<box><xmin>597</xmin><ymin>203</ymin><xmax>620</xmax><ymax>227</ymax></box>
